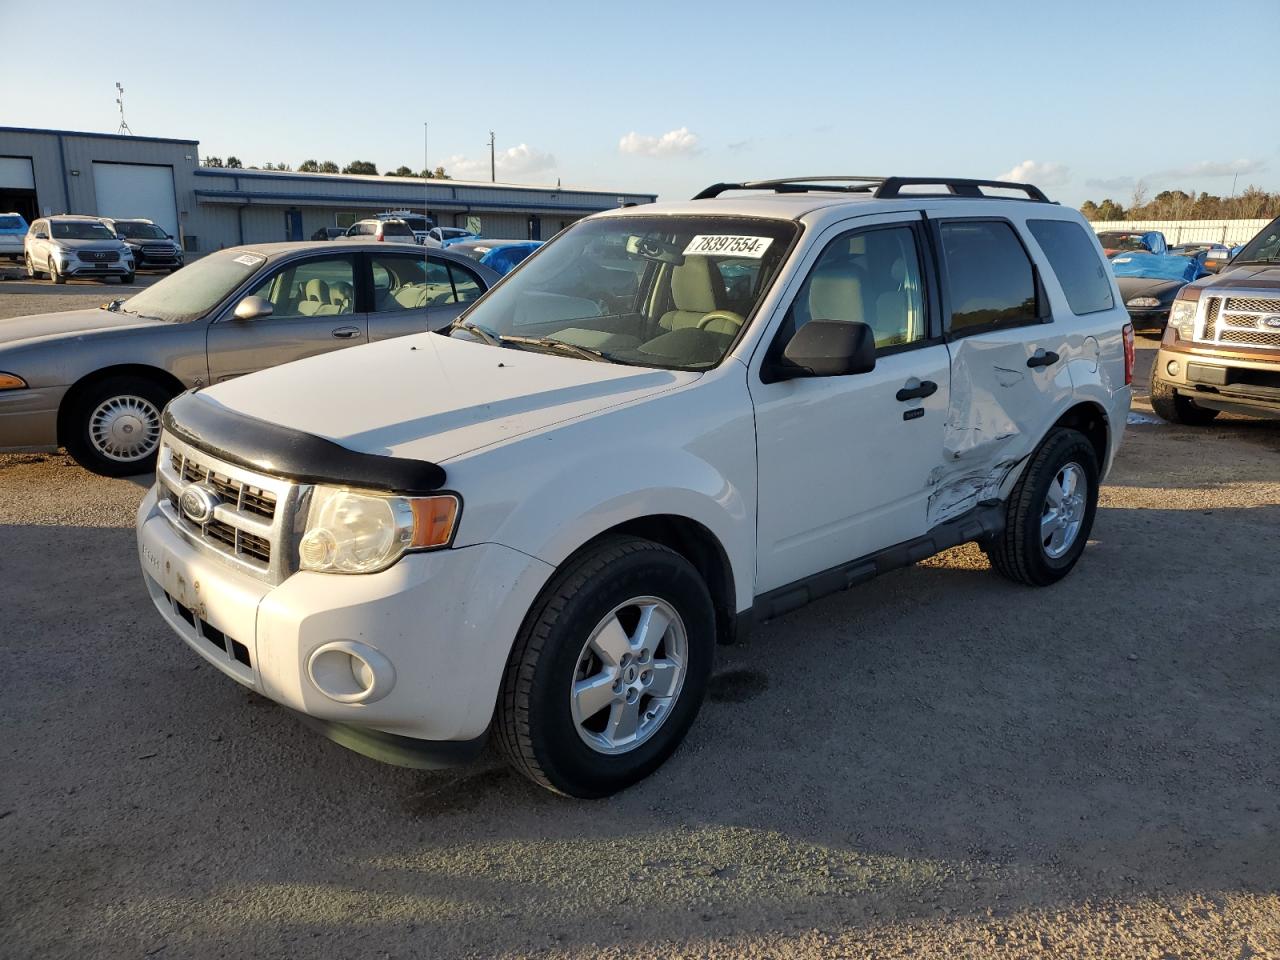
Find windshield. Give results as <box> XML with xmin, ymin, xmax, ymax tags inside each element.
<box><xmin>453</xmin><ymin>215</ymin><xmax>798</xmax><ymax>370</ymax></box>
<box><xmin>52</xmin><ymin>221</ymin><xmax>115</xmax><ymax>240</ymax></box>
<box><xmin>1233</xmin><ymin>217</ymin><xmax>1280</xmax><ymax>263</ymax></box>
<box><xmin>1098</xmin><ymin>232</ymin><xmax>1149</xmax><ymax>251</ymax></box>
<box><xmin>119</xmin><ymin>249</ymin><xmax>268</xmax><ymax>322</ymax></box>
<box><xmin>403</xmin><ymin>217</ymin><xmax>429</xmax><ymax>231</ymax></box>
<box><xmin>441</xmin><ymin>228</ymin><xmax>472</xmax><ymax>239</ymax></box>
<box><xmin>113</xmin><ymin>222</ymin><xmax>168</xmax><ymax>240</ymax></box>
<box><xmin>0</xmin><ymin>215</ymin><xmax>25</xmax><ymax>230</ymax></box>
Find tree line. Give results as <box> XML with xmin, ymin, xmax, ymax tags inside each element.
<box><xmin>1080</xmin><ymin>185</ymin><xmax>1280</xmax><ymax>222</ymax></box>
<box><xmin>200</xmin><ymin>157</ymin><xmax>450</xmax><ymax>179</ymax></box>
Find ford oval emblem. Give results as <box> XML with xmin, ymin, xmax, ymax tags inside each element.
<box><xmin>1263</xmin><ymin>315</ymin><xmax>1280</xmax><ymax>329</ymax></box>
<box><xmin>179</xmin><ymin>483</ymin><xmax>220</xmax><ymax>524</ymax></box>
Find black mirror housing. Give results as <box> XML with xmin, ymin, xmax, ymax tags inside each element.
<box><xmin>767</xmin><ymin>320</ymin><xmax>877</xmax><ymax>381</ymax></box>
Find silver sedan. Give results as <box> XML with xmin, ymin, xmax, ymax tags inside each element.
<box><xmin>0</xmin><ymin>241</ymin><xmax>500</xmax><ymax>476</ymax></box>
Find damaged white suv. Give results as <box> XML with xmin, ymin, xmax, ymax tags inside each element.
<box><xmin>136</xmin><ymin>176</ymin><xmax>1134</xmax><ymax>797</ymax></box>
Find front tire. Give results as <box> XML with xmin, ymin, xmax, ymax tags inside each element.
<box><xmin>49</xmin><ymin>258</ymin><xmax>65</xmax><ymax>284</ymax></box>
<box><xmin>63</xmin><ymin>375</ymin><xmax>172</xmax><ymax>477</ymax></box>
<box><xmin>121</xmin><ymin>272</ymin><xmax>136</xmax><ymax>284</ymax></box>
<box><xmin>988</xmin><ymin>427</ymin><xmax>1099</xmax><ymax>586</ymax></box>
<box><xmin>496</xmin><ymin>536</ymin><xmax>715</xmax><ymax>798</ymax></box>
<box><xmin>1150</xmin><ymin>363</ymin><xmax>1219</xmax><ymax>425</ymax></box>
<box><xmin>25</xmin><ymin>253</ymin><xmax>40</xmax><ymax>279</ymax></box>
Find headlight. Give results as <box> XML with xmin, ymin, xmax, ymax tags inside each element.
<box><xmin>53</xmin><ymin>247</ymin><xmax>73</xmax><ymax>261</ymax></box>
<box><xmin>297</xmin><ymin>486</ymin><xmax>459</xmax><ymax>574</ymax></box>
<box><xmin>0</xmin><ymin>372</ymin><xmax>27</xmax><ymax>390</ymax></box>
<box><xmin>1126</xmin><ymin>297</ymin><xmax>1161</xmax><ymax>308</ymax></box>
<box><xmin>1168</xmin><ymin>298</ymin><xmax>1197</xmax><ymax>340</ymax></box>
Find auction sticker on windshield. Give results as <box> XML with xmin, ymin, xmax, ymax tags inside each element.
<box><xmin>233</xmin><ymin>254</ymin><xmax>265</xmax><ymax>267</ymax></box>
<box><xmin>683</xmin><ymin>235</ymin><xmax>774</xmax><ymax>258</ymax></box>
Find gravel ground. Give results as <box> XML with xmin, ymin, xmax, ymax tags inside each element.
<box><xmin>2</xmin><ymin>285</ymin><xmax>1279</xmax><ymax>958</ymax></box>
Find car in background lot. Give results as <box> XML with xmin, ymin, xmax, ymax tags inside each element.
<box><xmin>427</xmin><ymin>226</ymin><xmax>478</xmax><ymax>246</ymax></box>
<box><xmin>132</xmin><ymin>174</ymin><xmax>1134</xmax><ymax>798</ymax></box>
<box><xmin>310</xmin><ymin>226</ymin><xmax>348</xmax><ymax>241</ymax></box>
<box><xmin>1111</xmin><ymin>250</ymin><xmax>1208</xmax><ymax>329</ymax></box>
<box><xmin>100</xmin><ymin>217</ymin><xmax>184</xmax><ymax>273</ymax></box>
<box><xmin>24</xmin><ymin>215</ymin><xmax>135</xmax><ymax>284</ymax></box>
<box><xmin>1152</xmin><ymin>214</ymin><xmax>1280</xmax><ymax>423</ymax></box>
<box><xmin>1168</xmin><ymin>241</ymin><xmax>1232</xmax><ymax>273</ymax></box>
<box><xmin>0</xmin><ymin>242</ymin><xmax>498</xmax><ymax>475</ymax></box>
<box><xmin>376</xmin><ymin>211</ymin><xmax>436</xmax><ymax>246</ymax></box>
<box><xmin>335</xmin><ymin>218</ymin><xmax>418</xmax><ymax>244</ymax></box>
<box><xmin>1098</xmin><ymin>229</ymin><xmax>1168</xmax><ymax>257</ymax></box>
<box><xmin>0</xmin><ymin>212</ymin><xmax>28</xmax><ymax>261</ymax></box>
<box><xmin>447</xmin><ymin>238</ymin><xmax>542</xmax><ymax>275</ymax></box>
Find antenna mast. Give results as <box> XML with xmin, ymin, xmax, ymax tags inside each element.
<box><xmin>115</xmin><ymin>82</ymin><xmax>133</xmax><ymax>135</ymax></box>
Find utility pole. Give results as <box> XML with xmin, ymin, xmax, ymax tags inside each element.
<box><xmin>1230</xmin><ymin>171</ymin><xmax>1239</xmax><ymax>200</ymax></box>
<box><xmin>424</xmin><ymin>121</ymin><xmax>430</xmax><ymax>251</ymax></box>
<box><xmin>115</xmin><ymin>82</ymin><xmax>133</xmax><ymax>135</ymax></box>
<box><xmin>488</xmin><ymin>130</ymin><xmax>496</xmax><ymax>182</ymax></box>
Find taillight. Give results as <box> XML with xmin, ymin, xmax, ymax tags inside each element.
<box><xmin>1122</xmin><ymin>322</ymin><xmax>1135</xmax><ymax>385</ymax></box>
<box><xmin>376</xmin><ymin>234</ymin><xmax>384</xmax><ymax>241</ymax></box>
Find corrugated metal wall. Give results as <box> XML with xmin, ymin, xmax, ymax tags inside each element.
<box><xmin>1090</xmin><ymin>219</ymin><xmax>1271</xmax><ymax>246</ymax></box>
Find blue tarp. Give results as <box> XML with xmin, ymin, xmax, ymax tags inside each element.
<box><xmin>1110</xmin><ymin>251</ymin><xmax>1208</xmax><ymax>282</ymax></box>
<box><xmin>477</xmin><ymin>241</ymin><xmax>542</xmax><ymax>275</ymax></box>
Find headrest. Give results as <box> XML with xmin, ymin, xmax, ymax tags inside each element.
<box><xmin>670</xmin><ymin>257</ymin><xmax>720</xmax><ymax>313</ymax></box>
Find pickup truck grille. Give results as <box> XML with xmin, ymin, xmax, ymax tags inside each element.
<box><xmin>156</xmin><ymin>433</ymin><xmax>302</xmax><ymax>584</ymax></box>
<box><xmin>1200</xmin><ymin>295</ymin><xmax>1280</xmax><ymax>351</ymax></box>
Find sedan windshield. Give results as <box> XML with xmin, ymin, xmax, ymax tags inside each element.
<box><xmin>114</xmin><ymin>222</ymin><xmax>168</xmax><ymax>240</ymax></box>
<box><xmin>453</xmin><ymin>215</ymin><xmax>798</xmax><ymax>370</ymax></box>
<box><xmin>118</xmin><ymin>249</ymin><xmax>267</xmax><ymax>322</ymax></box>
<box><xmin>1233</xmin><ymin>217</ymin><xmax>1280</xmax><ymax>263</ymax></box>
<box><xmin>52</xmin><ymin>221</ymin><xmax>115</xmax><ymax>240</ymax></box>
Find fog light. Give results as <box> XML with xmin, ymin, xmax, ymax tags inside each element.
<box><xmin>306</xmin><ymin>640</ymin><xmax>395</xmax><ymax>704</ymax></box>
<box><xmin>1166</xmin><ymin>360</ymin><xmax>1180</xmax><ymax>377</ymax></box>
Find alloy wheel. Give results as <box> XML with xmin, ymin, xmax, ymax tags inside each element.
<box><xmin>1041</xmin><ymin>462</ymin><xmax>1087</xmax><ymax>559</ymax></box>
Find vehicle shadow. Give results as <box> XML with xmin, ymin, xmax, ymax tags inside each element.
<box><xmin>3</xmin><ymin>498</ymin><xmax>1278</xmax><ymax>957</ymax></box>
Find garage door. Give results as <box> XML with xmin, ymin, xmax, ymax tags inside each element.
<box><xmin>92</xmin><ymin>162</ymin><xmax>179</xmax><ymax>238</ymax></box>
<box><xmin>0</xmin><ymin>157</ymin><xmax>35</xmax><ymax>190</ymax></box>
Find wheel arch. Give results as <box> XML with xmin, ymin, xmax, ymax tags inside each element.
<box><xmin>1050</xmin><ymin>399</ymin><xmax>1110</xmax><ymax>471</ymax></box>
<box><xmin>57</xmin><ymin>364</ymin><xmax>185</xmax><ymax>445</ymax></box>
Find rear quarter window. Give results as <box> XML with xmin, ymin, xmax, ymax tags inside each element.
<box><xmin>1027</xmin><ymin>220</ymin><xmax>1115</xmax><ymax>316</ymax></box>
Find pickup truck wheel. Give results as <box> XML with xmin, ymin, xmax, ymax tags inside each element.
<box><xmin>496</xmin><ymin>536</ymin><xmax>715</xmax><ymax>798</ymax></box>
<box><xmin>64</xmin><ymin>375</ymin><xmax>172</xmax><ymax>477</ymax></box>
<box><xmin>1150</xmin><ymin>366</ymin><xmax>1219</xmax><ymax>425</ymax></box>
<box><xmin>988</xmin><ymin>427</ymin><xmax>1099</xmax><ymax>587</ymax></box>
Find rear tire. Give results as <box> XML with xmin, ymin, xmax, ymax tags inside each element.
<box><xmin>496</xmin><ymin>536</ymin><xmax>715</xmax><ymax>798</ymax></box>
<box><xmin>1150</xmin><ymin>364</ymin><xmax>1219</xmax><ymax>425</ymax></box>
<box><xmin>988</xmin><ymin>427</ymin><xmax>1099</xmax><ymax>587</ymax></box>
<box><xmin>63</xmin><ymin>375</ymin><xmax>173</xmax><ymax>477</ymax></box>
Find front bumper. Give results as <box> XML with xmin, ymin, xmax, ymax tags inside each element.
<box><xmin>132</xmin><ymin>248</ymin><xmax>183</xmax><ymax>269</ymax></box>
<box><xmin>1125</xmin><ymin>305</ymin><xmax>1170</xmax><ymax>329</ymax></box>
<box><xmin>0</xmin><ymin>384</ymin><xmax>65</xmax><ymax>451</ymax></box>
<box><xmin>1154</xmin><ymin>345</ymin><xmax>1280</xmax><ymax>418</ymax></box>
<box><xmin>62</xmin><ymin>259</ymin><xmax>133</xmax><ymax>277</ymax></box>
<box><xmin>136</xmin><ymin>486</ymin><xmax>555</xmax><ymax>756</ymax></box>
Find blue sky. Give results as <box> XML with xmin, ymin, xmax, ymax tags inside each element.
<box><xmin>4</xmin><ymin>0</ymin><xmax>1278</xmax><ymax>206</ymax></box>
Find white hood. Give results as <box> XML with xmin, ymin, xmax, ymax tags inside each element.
<box><xmin>199</xmin><ymin>332</ymin><xmax>698</xmax><ymax>464</ymax></box>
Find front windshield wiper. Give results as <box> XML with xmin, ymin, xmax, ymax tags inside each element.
<box><xmin>448</xmin><ymin>317</ymin><xmax>502</xmax><ymax>346</ymax></box>
<box><xmin>498</xmin><ymin>334</ymin><xmax>622</xmax><ymax>364</ymax></box>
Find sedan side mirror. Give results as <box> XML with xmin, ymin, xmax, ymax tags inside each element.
<box><xmin>765</xmin><ymin>319</ymin><xmax>877</xmax><ymax>381</ymax></box>
<box><xmin>233</xmin><ymin>296</ymin><xmax>274</xmax><ymax>321</ymax></box>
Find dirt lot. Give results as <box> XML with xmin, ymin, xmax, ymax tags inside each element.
<box><xmin>2</xmin><ymin>284</ymin><xmax>1279</xmax><ymax>959</ymax></box>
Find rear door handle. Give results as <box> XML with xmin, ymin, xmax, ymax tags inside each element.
<box><xmin>331</xmin><ymin>326</ymin><xmax>360</xmax><ymax>339</ymax></box>
<box><xmin>1027</xmin><ymin>349</ymin><xmax>1060</xmax><ymax>368</ymax></box>
<box><xmin>895</xmin><ymin>379</ymin><xmax>938</xmax><ymax>402</ymax></box>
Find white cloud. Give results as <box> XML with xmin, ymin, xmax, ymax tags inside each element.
<box><xmin>1084</xmin><ymin>175</ymin><xmax>1136</xmax><ymax>191</ymax></box>
<box><xmin>1155</xmin><ymin>158</ymin><xmax>1266</xmax><ymax>178</ymax></box>
<box><xmin>618</xmin><ymin>127</ymin><xmax>700</xmax><ymax>157</ymax></box>
<box><xmin>996</xmin><ymin>160</ymin><xmax>1071</xmax><ymax>187</ymax></box>
<box><xmin>444</xmin><ymin>143</ymin><xmax>556</xmax><ymax>182</ymax></box>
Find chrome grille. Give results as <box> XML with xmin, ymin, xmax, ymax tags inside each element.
<box><xmin>1198</xmin><ymin>292</ymin><xmax>1280</xmax><ymax>351</ymax></box>
<box><xmin>1225</xmin><ymin>296</ymin><xmax>1280</xmax><ymax>314</ymax></box>
<box><xmin>78</xmin><ymin>250</ymin><xmax>120</xmax><ymax>263</ymax></box>
<box><xmin>1203</xmin><ymin>297</ymin><xmax>1220</xmax><ymax>339</ymax></box>
<box><xmin>1220</xmin><ymin>330</ymin><xmax>1280</xmax><ymax>348</ymax></box>
<box><xmin>157</xmin><ymin>433</ymin><xmax>301</xmax><ymax>584</ymax></box>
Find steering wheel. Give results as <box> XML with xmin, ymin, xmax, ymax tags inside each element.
<box><xmin>696</xmin><ymin>310</ymin><xmax>746</xmax><ymax>333</ymax></box>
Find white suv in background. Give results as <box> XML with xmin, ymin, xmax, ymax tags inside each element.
<box><xmin>137</xmin><ymin>176</ymin><xmax>1133</xmax><ymax>798</ymax></box>
<box><xmin>335</xmin><ymin>218</ymin><xmax>418</xmax><ymax>244</ymax></box>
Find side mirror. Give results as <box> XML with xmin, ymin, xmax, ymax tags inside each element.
<box><xmin>233</xmin><ymin>296</ymin><xmax>273</xmax><ymax>321</ymax></box>
<box><xmin>766</xmin><ymin>320</ymin><xmax>877</xmax><ymax>381</ymax></box>
<box><xmin>166</xmin><ymin>233</ymin><xmax>174</xmax><ymax>240</ymax></box>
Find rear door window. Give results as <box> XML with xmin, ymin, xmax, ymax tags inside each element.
<box><xmin>381</xmin><ymin>221</ymin><xmax>414</xmax><ymax>240</ymax></box>
<box><xmin>1027</xmin><ymin>219</ymin><xmax>1114</xmax><ymax>315</ymax></box>
<box><xmin>938</xmin><ymin>220</ymin><xmax>1039</xmax><ymax>335</ymax></box>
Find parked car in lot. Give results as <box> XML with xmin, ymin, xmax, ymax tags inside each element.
<box><xmin>335</xmin><ymin>218</ymin><xmax>418</xmax><ymax>245</ymax></box>
<box><xmin>376</xmin><ymin>211</ymin><xmax>436</xmax><ymax>246</ymax></box>
<box><xmin>134</xmin><ymin>175</ymin><xmax>1133</xmax><ymax>797</ymax></box>
<box><xmin>0</xmin><ymin>211</ymin><xmax>28</xmax><ymax>261</ymax></box>
<box><xmin>100</xmin><ymin>217</ymin><xmax>184</xmax><ymax>273</ymax></box>
<box><xmin>1110</xmin><ymin>250</ymin><xmax>1208</xmax><ymax>329</ymax></box>
<box><xmin>310</xmin><ymin>226</ymin><xmax>348</xmax><ymax>241</ymax></box>
<box><xmin>1168</xmin><ymin>241</ymin><xmax>1232</xmax><ymax>273</ymax></box>
<box><xmin>447</xmin><ymin>238</ymin><xmax>542</xmax><ymax>275</ymax></box>
<box><xmin>0</xmin><ymin>242</ymin><xmax>497</xmax><ymax>474</ymax></box>
<box><xmin>24</xmin><ymin>215</ymin><xmax>135</xmax><ymax>284</ymax></box>
<box><xmin>427</xmin><ymin>226</ymin><xmax>478</xmax><ymax>246</ymax></box>
<box><xmin>1097</xmin><ymin>230</ymin><xmax>1167</xmax><ymax>257</ymax></box>
<box><xmin>1152</xmin><ymin>214</ymin><xmax>1280</xmax><ymax>423</ymax></box>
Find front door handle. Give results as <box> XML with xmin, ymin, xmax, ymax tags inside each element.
<box><xmin>895</xmin><ymin>379</ymin><xmax>938</xmax><ymax>402</ymax></box>
<box><xmin>1027</xmin><ymin>349</ymin><xmax>1060</xmax><ymax>368</ymax></box>
<box><xmin>331</xmin><ymin>326</ymin><xmax>360</xmax><ymax>339</ymax></box>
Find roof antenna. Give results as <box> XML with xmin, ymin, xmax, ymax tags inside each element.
<box><xmin>115</xmin><ymin>82</ymin><xmax>133</xmax><ymax>135</ymax></box>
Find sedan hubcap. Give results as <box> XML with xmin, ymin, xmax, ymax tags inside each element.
<box><xmin>570</xmin><ymin>597</ymin><xmax>688</xmax><ymax>756</ymax></box>
<box><xmin>89</xmin><ymin>395</ymin><xmax>161</xmax><ymax>462</ymax></box>
<box><xmin>1041</xmin><ymin>462</ymin><xmax>1087</xmax><ymax>559</ymax></box>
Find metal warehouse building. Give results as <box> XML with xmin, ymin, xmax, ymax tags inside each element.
<box><xmin>0</xmin><ymin>126</ymin><xmax>656</xmax><ymax>254</ymax></box>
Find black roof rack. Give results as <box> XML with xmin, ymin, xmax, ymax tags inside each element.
<box><xmin>692</xmin><ymin>176</ymin><xmax>1051</xmax><ymax>203</ymax></box>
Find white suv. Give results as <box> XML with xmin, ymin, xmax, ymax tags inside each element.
<box><xmin>136</xmin><ymin>176</ymin><xmax>1134</xmax><ymax>797</ymax></box>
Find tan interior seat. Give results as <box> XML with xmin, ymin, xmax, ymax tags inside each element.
<box><xmin>870</xmin><ymin>258</ymin><xmax>910</xmax><ymax>346</ymax></box>
<box><xmin>805</xmin><ymin>262</ymin><xmax>865</xmax><ymax>325</ymax></box>
<box><xmin>660</xmin><ymin>258</ymin><xmax>725</xmax><ymax>331</ymax></box>
<box><xmin>297</xmin><ymin>278</ymin><xmax>331</xmax><ymax>316</ymax></box>
<box><xmin>329</xmin><ymin>281</ymin><xmax>354</xmax><ymax>313</ymax></box>
<box><xmin>393</xmin><ymin>284</ymin><xmax>429</xmax><ymax>309</ymax></box>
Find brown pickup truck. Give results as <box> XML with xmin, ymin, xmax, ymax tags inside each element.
<box><xmin>1151</xmin><ymin>215</ymin><xmax>1280</xmax><ymax>423</ymax></box>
